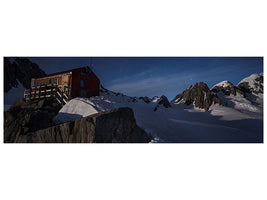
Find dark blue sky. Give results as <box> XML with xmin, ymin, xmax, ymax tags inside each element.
<box><xmin>28</xmin><ymin>57</ymin><xmax>263</xmax><ymax>100</ymax></box>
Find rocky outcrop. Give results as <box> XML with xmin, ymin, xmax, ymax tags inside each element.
<box><xmin>172</xmin><ymin>82</ymin><xmax>221</xmax><ymax>111</ymax></box>
<box><xmin>4</xmin><ymin>57</ymin><xmax>46</xmax><ymax>92</ymax></box>
<box><xmin>237</xmin><ymin>73</ymin><xmax>263</xmax><ymax>94</ymax></box>
<box><xmin>139</xmin><ymin>96</ymin><xmax>151</xmax><ymax>103</ymax></box>
<box><xmin>15</xmin><ymin>107</ymin><xmax>150</xmax><ymax>143</ymax></box>
<box><xmin>4</xmin><ymin>98</ymin><xmax>62</xmax><ymax>143</ymax></box>
<box><xmin>4</xmin><ymin>58</ymin><xmax>18</xmax><ymax>92</ymax></box>
<box><xmin>211</xmin><ymin>81</ymin><xmax>245</xmax><ymax>96</ymax></box>
<box><xmin>154</xmin><ymin>95</ymin><xmax>171</xmax><ymax>111</ymax></box>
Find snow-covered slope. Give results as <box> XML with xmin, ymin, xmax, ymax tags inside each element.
<box><xmin>212</xmin><ymin>80</ymin><xmax>233</xmax><ymax>88</ymax></box>
<box><xmin>210</xmin><ymin>73</ymin><xmax>263</xmax><ymax>121</ymax></box>
<box><xmin>54</xmin><ymin>85</ymin><xmax>263</xmax><ymax>143</ymax></box>
<box><xmin>238</xmin><ymin>73</ymin><xmax>263</xmax><ymax>94</ymax></box>
<box><xmin>210</xmin><ymin>92</ymin><xmax>262</xmax><ymax>120</ymax></box>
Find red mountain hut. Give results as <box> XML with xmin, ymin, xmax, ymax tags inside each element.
<box><xmin>24</xmin><ymin>66</ymin><xmax>100</xmax><ymax>105</ymax></box>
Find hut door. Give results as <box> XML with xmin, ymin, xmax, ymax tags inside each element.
<box><xmin>62</xmin><ymin>74</ymin><xmax>70</xmax><ymax>95</ymax></box>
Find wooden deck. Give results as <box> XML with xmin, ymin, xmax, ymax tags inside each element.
<box><xmin>24</xmin><ymin>84</ymin><xmax>71</xmax><ymax>105</ymax></box>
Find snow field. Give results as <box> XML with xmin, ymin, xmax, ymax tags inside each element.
<box><xmin>54</xmin><ymin>87</ymin><xmax>263</xmax><ymax>143</ymax></box>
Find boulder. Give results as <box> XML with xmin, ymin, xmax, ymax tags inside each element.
<box><xmin>4</xmin><ymin>98</ymin><xmax>62</xmax><ymax>143</ymax></box>
<box><xmin>16</xmin><ymin>107</ymin><xmax>151</xmax><ymax>143</ymax></box>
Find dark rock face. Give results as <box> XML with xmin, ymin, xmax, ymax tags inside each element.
<box><xmin>4</xmin><ymin>58</ymin><xmax>18</xmax><ymax>92</ymax></box>
<box><xmin>238</xmin><ymin>82</ymin><xmax>251</xmax><ymax>93</ymax></box>
<box><xmin>238</xmin><ymin>74</ymin><xmax>263</xmax><ymax>94</ymax></box>
<box><xmin>4</xmin><ymin>57</ymin><xmax>46</xmax><ymax>92</ymax></box>
<box><xmin>172</xmin><ymin>82</ymin><xmax>221</xmax><ymax>111</ymax></box>
<box><xmin>15</xmin><ymin>107</ymin><xmax>150</xmax><ymax>143</ymax></box>
<box><xmin>211</xmin><ymin>81</ymin><xmax>245</xmax><ymax>97</ymax></box>
<box><xmin>154</xmin><ymin>95</ymin><xmax>171</xmax><ymax>111</ymax></box>
<box><xmin>139</xmin><ymin>96</ymin><xmax>151</xmax><ymax>103</ymax></box>
<box><xmin>4</xmin><ymin>98</ymin><xmax>62</xmax><ymax>143</ymax></box>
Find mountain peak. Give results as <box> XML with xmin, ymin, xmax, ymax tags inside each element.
<box><xmin>153</xmin><ymin>95</ymin><xmax>171</xmax><ymax>111</ymax></box>
<box><xmin>212</xmin><ymin>80</ymin><xmax>233</xmax><ymax>89</ymax></box>
<box><xmin>237</xmin><ymin>73</ymin><xmax>263</xmax><ymax>94</ymax></box>
<box><xmin>211</xmin><ymin>80</ymin><xmax>244</xmax><ymax>96</ymax></box>
<box><xmin>172</xmin><ymin>82</ymin><xmax>221</xmax><ymax>111</ymax></box>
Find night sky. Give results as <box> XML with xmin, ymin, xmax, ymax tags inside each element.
<box><xmin>27</xmin><ymin>57</ymin><xmax>263</xmax><ymax>100</ymax></box>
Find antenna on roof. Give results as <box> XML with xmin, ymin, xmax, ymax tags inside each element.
<box><xmin>90</xmin><ymin>57</ymin><xmax>94</xmax><ymax>69</ymax></box>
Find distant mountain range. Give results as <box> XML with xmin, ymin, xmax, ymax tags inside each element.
<box><xmin>172</xmin><ymin>73</ymin><xmax>263</xmax><ymax>111</ymax></box>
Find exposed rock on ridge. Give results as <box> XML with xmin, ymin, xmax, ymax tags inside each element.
<box><xmin>211</xmin><ymin>81</ymin><xmax>245</xmax><ymax>96</ymax></box>
<box><xmin>15</xmin><ymin>107</ymin><xmax>150</xmax><ymax>143</ymax></box>
<box><xmin>172</xmin><ymin>82</ymin><xmax>221</xmax><ymax>111</ymax></box>
<box><xmin>154</xmin><ymin>95</ymin><xmax>171</xmax><ymax>111</ymax></box>
<box><xmin>4</xmin><ymin>57</ymin><xmax>46</xmax><ymax>92</ymax></box>
<box><xmin>4</xmin><ymin>98</ymin><xmax>62</xmax><ymax>143</ymax></box>
<box><xmin>237</xmin><ymin>73</ymin><xmax>263</xmax><ymax>94</ymax></box>
<box><xmin>139</xmin><ymin>96</ymin><xmax>151</xmax><ymax>103</ymax></box>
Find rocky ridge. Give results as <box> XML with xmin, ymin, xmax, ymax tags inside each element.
<box><xmin>4</xmin><ymin>98</ymin><xmax>62</xmax><ymax>143</ymax></box>
<box><xmin>237</xmin><ymin>73</ymin><xmax>263</xmax><ymax>94</ymax></box>
<box><xmin>4</xmin><ymin>57</ymin><xmax>46</xmax><ymax>92</ymax></box>
<box><xmin>154</xmin><ymin>95</ymin><xmax>171</xmax><ymax>111</ymax></box>
<box><xmin>172</xmin><ymin>73</ymin><xmax>263</xmax><ymax>110</ymax></box>
<box><xmin>172</xmin><ymin>82</ymin><xmax>221</xmax><ymax>111</ymax></box>
<box><xmin>211</xmin><ymin>81</ymin><xmax>245</xmax><ymax>96</ymax></box>
<box><xmin>16</xmin><ymin>107</ymin><xmax>150</xmax><ymax>143</ymax></box>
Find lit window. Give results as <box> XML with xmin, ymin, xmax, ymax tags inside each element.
<box><xmin>80</xmin><ymin>80</ymin><xmax>84</xmax><ymax>88</ymax></box>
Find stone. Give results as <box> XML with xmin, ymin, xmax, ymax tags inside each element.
<box><xmin>4</xmin><ymin>98</ymin><xmax>62</xmax><ymax>143</ymax></box>
<box><xmin>16</xmin><ymin>107</ymin><xmax>151</xmax><ymax>143</ymax></box>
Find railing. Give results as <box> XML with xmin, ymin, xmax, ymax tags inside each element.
<box><xmin>24</xmin><ymin>84</ymin><xmax>71</xmax><ymax>106</ymax></box>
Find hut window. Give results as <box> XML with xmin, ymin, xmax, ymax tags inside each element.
<box><xmin>80</xmin><ymin>80</ymin><xmax>84</xmax><ymax>88</ymax></box>
<box><xmin>52</xmin><ymin>79</ymin><xmax>57</xmax><ymax>84</ymax></box>
<box><xmin>80</xmin><ymin>71</ymin><xmax>86</xmax><ymax>76</ymax></box>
